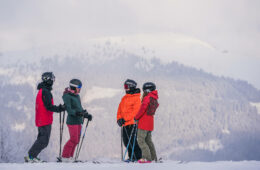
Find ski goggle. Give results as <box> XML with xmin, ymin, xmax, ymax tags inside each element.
<box><xmin>77</xmin><ymin>84</ymin><xmax>82</xmax><ymax>89</ymax></box>
<box><xmin>70</xmin><ymin>83</ymin><xmax>82</xmax><ymax>89</ymax></box>
<box><xmin>124</xmin><ymin>84</ymin><xmax>129</xmax><ymax>89</ymax></box>
<box><xmin>43</xmin><ymin>74</ymin><xmax>55</xmax><ymax>82</ymax></box>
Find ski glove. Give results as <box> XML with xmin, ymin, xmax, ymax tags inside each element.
<box><xmin>85</xmin><ymin>114</ymin><xmax>92</xmax><ymax>121</ymax></box>
<box><xmin>58</xmin><ymin>104</ymin><xmax>66</xmax><ymax>112</ymax></box>
<box><xmin>76</xmin><ymin>110</ymin><xmax>88</xmax><ymax>117</ymax></box>
<box><xmin>117</xmin><ymin>118</ymin><xmax>126</xmax><ymax>127</ymax></box>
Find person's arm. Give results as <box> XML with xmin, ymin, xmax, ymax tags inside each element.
<box><xmin>133</xmin><ymin>97</ymin><xmax>141</xmax><ymax>118</ymax></box>
<box><xmin>135</xmin><ymin>96</ymin><xmax>149</xmax><ymax>120</ymax></box>
<box><xmin>117</xmin><ymin>98</ymin><xmax>126</xmax><ymax>127</ymax></box>
<box><xmin>42</xmin><ymin>88</ymin><xmax>60</xmax><ymax>112</ymax></box>
<box><xmin>117</xmin><ymin>99</ymin><xmax>123</xmax><ymax>121</ymax></box>
<box><xmin>62</xmin><ymin>94</ymin><xmax>77</xmax><ymax>116</ymax></box>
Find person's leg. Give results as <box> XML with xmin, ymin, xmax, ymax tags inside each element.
<box><xmin>127</xmin><ymin>125</ymin><xmax>135</xmax><ymax>159</ymax></box>
<box><xmin>122</xmin><ymin>125</ymin><xmax>134</xmax><ymax>159</ymax></box>
<box><xmin>62</xmin><ymin>125</ymin><xmax>81</xmax><ymax>158</ymax></box>
<box><xmin>137</xmin><ymin>129</ymin><xmax>151</xmax><ymax>161</ymax></box>
<box><xmin>70</xmin><ymin>124</ymin><xmax>81</xmax><ymax>157</ymax></box>
<box><xmin>146</xmin><ymin>131</ymin><xmax>157</xmax><ymax>161</ymax></box>
<box><xmin>122</xmin><ymin>126</ymin><xmax>129</xmax><ymax>149</ymax></box>
<box><xmin>28</xmin><ymin>125</ymin><xmax>52</xmax><ymax>158</ymax></box>
<box><xmin>133</xmin><ymin>126</ymin><xmax>142</xmax><ymax>160</ymax></box>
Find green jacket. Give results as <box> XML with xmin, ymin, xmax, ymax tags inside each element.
<box><xmin>62</xmin><ymin>88</ymin><xmax>84</xmax><ymax>125</ymax></box>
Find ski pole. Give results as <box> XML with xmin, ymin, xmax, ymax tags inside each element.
<box><xmin>123</xmin><ymin>125</ymin><xmax>135</xmax><ymax>161</ymax></box>
<box><xmin>75</xmin><ymin>118</ymin><xmax>84</xmax><ymax>160</ymax></box>
<box><xmin>75</xmin><ymin>120</ymin><xmax>89</xmax><ymax>160</ymax></box>
<box><xmin>59</xmin><ymin>111</ymin><xmax>65</xmax><ymax>160</ymax></box>
<box><xmin>123</xmin><ymin>126</ymin><xmax>137</xmax><ymax>160</ymax></box>
<box><xmin>59</xmin><ymin>111</ymin><xmax>61</xmax><ymax>159</ymax></box>
<box><xmin>130</xmin><ymin>124</ymin><xmax>138</xmax><ymax>161</ymax></box>
<box><xmin>121</xmin><ymin>127</ymin><xmax>123</xmax><ymax>161</ymax></box>
<box><xmin>61</xmin><ymin>111</ymin><xmax>65</xmax><ymax>156</ymax></box>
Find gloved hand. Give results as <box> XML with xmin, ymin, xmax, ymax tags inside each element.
<box><xmin>76</xmin><ymin>109</ymin><xmax>88</xmax><ymax>117</ymax></box>
<box><xmin>117</xmin><ymin>118</ymin><xmax>126</xmax><ymax>127</ymax></box>
<box><xmin>84</xmin><ymin>114</ymin><xmax>92</xmax><ymax>121</ymax></box>
<box><xmin>58</xmin><ymin>104</ymin><xmax>66</xmax><ymax>112</ymax></box>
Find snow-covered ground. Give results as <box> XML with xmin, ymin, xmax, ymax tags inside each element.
<box><xmin>1</xmin><ymin>161</ymin><xmax>260</xmax><ymax>170</ymax></box>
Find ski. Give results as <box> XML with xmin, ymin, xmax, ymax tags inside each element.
<box><xmin>123</xmin><ymin>159</ymin><xmax>137</xmax><ymax>163</ymax></box>
<box><xmin>74</xmin><ymin>160</ymin><xmax>101</xmax><ymax>164</ymax></box>
<box><xmin>177</xmin><ymin>160</ymin><xmax>189</xmax><ymax>164</ymax></box>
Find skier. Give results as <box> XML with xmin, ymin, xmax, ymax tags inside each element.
<box><xmin>61</xmin><ymin>79</ymin><xmax>92</xmax><ymax>162</ymax></box>
<box><xmin>24</xmin><ymin>72</ymin><xmax>66</xmax><ymax>163</ymax></box>
<box><xmin>134</xmin><ymin>82</ymin><xmax>159</xmax><ymax>163</ymax></box>
<box><xmin>117</xmin><ymin>79</ymin><xmax>142</xmax><ymax>162</ymax></box>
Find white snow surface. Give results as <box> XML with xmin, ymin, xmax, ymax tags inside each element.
<box><xmin>0</xmin><ymin>160</ymin><xmax>260</xmax><ymax>170</ymax></box>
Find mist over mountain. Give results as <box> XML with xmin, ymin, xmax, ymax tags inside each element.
<box><xmin>0</xmin><ymin>44</ymin><xmax>260</xmax><ymax>163</ymax></box>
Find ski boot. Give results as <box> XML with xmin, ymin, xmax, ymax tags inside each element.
<box><xmin>137</xmin><ymin>158</ymin><xmax>152</xmax><ymax>163</ymax></box>
<box><xmin>24</xmin><ymin>156</ymin><xmax>45</xmax><ymax>163</ymax></box>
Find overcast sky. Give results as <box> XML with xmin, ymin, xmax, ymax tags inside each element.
<box><xmin>0</xmin><ymin>0</ymin><xmax>260</xmax><ymax>88</ymax></box>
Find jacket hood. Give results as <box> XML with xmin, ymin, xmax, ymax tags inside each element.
<box><xmin>147</xmin><ymin>90</ymin><xmax>158</xmax><ymax>99</ymax></box>
<box><xmin>63</xmin><ymin>87</ymin><xmax>77</xmax><ymax>95</ymax></box>
<box><xmin>63</xmin><ymin>87</ymin><xmax>80</xmax><ymax>96</ymax></box>
<box><xmin>37</xmin><ymin>82</ymin><xmax>52</xmax><ymax>90</ymax></box>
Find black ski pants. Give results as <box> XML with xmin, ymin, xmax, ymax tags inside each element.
<box><xmin>122</xmin><ymin>124</ymin><xmax>142</xmax><ymax>160</ymax></box>
<box><xmin>28</xmin><ymin>125</ymin><xmax>51</xmax><ymax>158</ymax></box>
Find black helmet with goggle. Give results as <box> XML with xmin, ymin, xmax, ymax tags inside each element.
<box><xmin>69</xmin><ymin>79</ymin><xmax>82</xmax><ymax>90</ymax></box>
<box><xmin>42</xmin><ymin>72</ymin><xmax>55</xmax><ymax>86</ymax></box>
<box><xmin>124</xmin><ymin>79</ymin><xmax>137</xmax><ymax>91</ymax></box>
<box><xmin>142</xmin><ymin>82</ymin><xmax>156</xmax><ymax>93</ymax></box>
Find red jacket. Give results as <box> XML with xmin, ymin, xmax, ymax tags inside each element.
<box><xmin>35</xmin><ymin>89</ymin><xmax>54</xmax><ymax>127</ymax></box>
<box><xmin>135</xmin><ymin>90</ymin><xmax>159</xmax><ymax>131</ymax></box>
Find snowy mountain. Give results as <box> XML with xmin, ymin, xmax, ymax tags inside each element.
<box><xmin>0</xmin><ymin>43</ymin><xmax>260</xmax><ymax>163</ymax></box>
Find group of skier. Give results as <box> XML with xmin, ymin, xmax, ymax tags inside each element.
<box><xmin>24</xmin><ymin>72</ymin><xmax>159</xmax><ymax>164</ymax></box>
<box><xmin>117</xmin><ymin>79</ymin><xmax>159</xmax><ymax>163</ymax></box>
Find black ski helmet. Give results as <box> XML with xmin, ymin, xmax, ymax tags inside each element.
<box><xmin>142</xmin><ymin>82</ymin><xmax>156</xmax><ymax>93</ymax></box>
<box><xmin>69</xmin><ymin>79</ymin><xmax>82</xmax><ymax>90</ymax></box>
<box><xmin>41</xmin><ymin>72</ymin><xmax>55</xmax><ymax>86</ymax></box>
<box><xmin>124</xmin><ymin>79</ymin><xmax>137</xmax><ymax>90</ymax></box>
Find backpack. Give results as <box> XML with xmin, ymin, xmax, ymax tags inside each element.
<box><xmin>147</xmin><ymin>97</ymin><xmax>159</xmax><ymax>115</ymax></box>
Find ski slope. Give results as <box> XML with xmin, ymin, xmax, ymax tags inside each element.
<box><xmin>0</xmin><ymin>161</ymin><xmax>260</xmax><ymax>170</ymax></box>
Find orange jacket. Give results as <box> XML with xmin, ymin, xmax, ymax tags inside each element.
<box><xmin>117</xmin><ymin>92</ymin><xmax>141</xmax><ymax>126</ymax></box>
